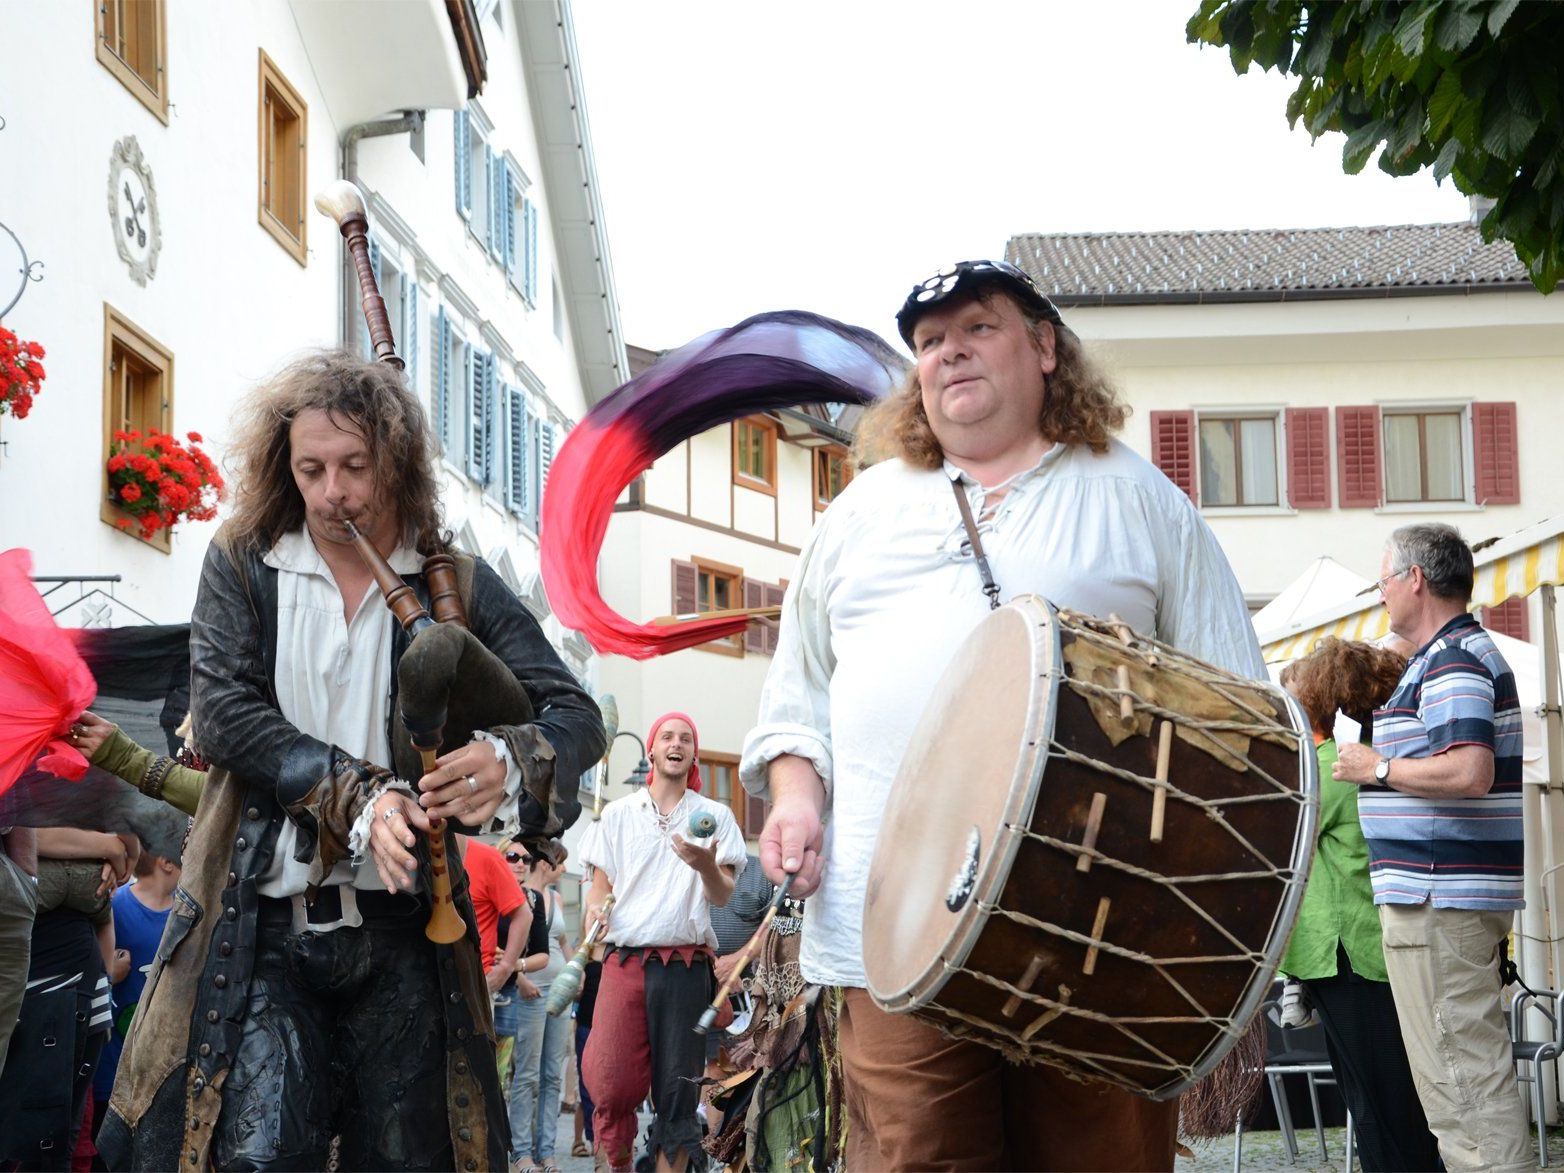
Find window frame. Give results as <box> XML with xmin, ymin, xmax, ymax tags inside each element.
<box><xmin>812</xmin><ymin>445</ymin><xmax>852</xmax><ymax>510</ymax></box>
<box><xmin>257</xmin><ymin>50</ymin><xmax>308</xmax><ymax>267</ymax></box>
<box><xmin>101</xmin><ymin>305</ymin><xmax>174</xmax><ymax>553</ymax></box>
<box><xmin>1196</xmin><ymin>411</ymin><xmax>1283</xmax><ymax>509</ymax></box>
<box><xmin>732</xmin><ymin>416</ymin><xmax>778</xmax><ymax>496</ymax></box>
<box><xmin>1381</xmin><ymin>406</ymin><xmax>1469</xmax><ymax>505</ymax></box>
<box><xmin>693</xmin><ymin>555</ymin><xmax>744</xmax><ymax>657</ymax></box>
<box><xmin>96</xmin><ymin>0</ymin><xmax>168</xmax><ymax>123</ymax></box>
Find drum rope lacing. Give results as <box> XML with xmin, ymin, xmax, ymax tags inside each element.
<box><xmin>904</xmin><ymin>607</ymin><xmax>1313</xmax><ymax>1093</ymax></box>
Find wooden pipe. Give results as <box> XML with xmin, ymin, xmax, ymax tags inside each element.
<box><xmin>343</xmin><ymin>519</ymin><xmax>464</xmax><ymax>945</ymax></box>
<box><xmin>314</xmin><ymin>181</ymin><xmax>402</xmax><ymax>370</ymax></box>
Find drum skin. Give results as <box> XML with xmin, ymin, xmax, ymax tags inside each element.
<box><xmin>863</xmin><ymin>597</ymin><xmax>1317</xmax><ymax>1100</ymax></box>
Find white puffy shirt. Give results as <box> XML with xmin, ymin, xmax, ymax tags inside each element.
<box><xmin>578</xmin><ymin>788</ymin><xmax>748</xmax><ymax>950</ymax></box>
<box><xmin>739</xmin><ymin>441</ymin><xmax>1266</xmax><ymax>988</ymax></box>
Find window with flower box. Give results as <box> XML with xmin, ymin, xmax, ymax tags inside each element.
<box><xmin>96</xmin><ymin>0</ymin><xmax>168</xmax><ymax>123</ymax></box>
<box><xmin>101</xmin><ymin>306</ymin><xmax>173</xmax><ymax>551</ymax></box>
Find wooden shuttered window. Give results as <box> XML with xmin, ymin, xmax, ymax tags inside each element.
<box><xmin>1285</xmin><ymin>408</ymin><xmax>1330</xmax><ymax>509</ymax></box>
<box><xmin>743</xmin><ymin>577</ymin><xmax>766</xmax><ymax>653</ymax></box>
<box><xmin>1472</xmin><ymin>401</ymin><xmax>1520</xmax><ymax>506</ymax></box>
<box><xmin>1482</xmin><ymin>598</ymin><xmax>1530</xmax><ymax>641</ymax></box>
<box><xmin>671</xmin><ymin>559</ymin><xmax>698</xmax><ymax>618</ymax></box>
<box><xmin>1336</xmin><ymin>406</ymin><xmax>1381</xmax><ymax>508</ymax></box>
<box><xmin>1149</xmin><ymin>411</ymin><xmax>1196</xmax><ymax>503</ymax></box>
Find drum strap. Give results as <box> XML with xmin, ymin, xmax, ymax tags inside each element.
<box><xmin>950</xmin><ymin>476</ymin><xmax>1002</xmax><ymax>611</ymax></box>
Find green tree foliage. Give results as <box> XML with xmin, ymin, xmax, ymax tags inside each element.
<box><xmin>1187</xmin><ymin>0</ymin><xmax>1564</xmax><ymax>293</ymax></box>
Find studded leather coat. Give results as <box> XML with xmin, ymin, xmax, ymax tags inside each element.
<box><xmin>99</xmin><ymin>533</ymin><xmax>605</xmax><ymax>1171</ymax></box>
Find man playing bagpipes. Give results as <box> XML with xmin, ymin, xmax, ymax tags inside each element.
<box><xmin>579</xmin><ymin>712</ymin><xmax>747</xmax><ymax>1172</ymax></box>
<box><xmin>98</xmin><ymin>349</ymin><xmax>606</xmax><ymax>1171</ymax></box>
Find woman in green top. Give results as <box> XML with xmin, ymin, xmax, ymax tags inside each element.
<box><xmin>1280</xmin><ymin>639</ymin><xmax>1438</xmax><ymax>1172</ymax></box>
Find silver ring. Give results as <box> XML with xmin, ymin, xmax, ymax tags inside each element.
<box><xmin>466</xmin><ymin>775</ymin><xmax>478</xmax><ymax>794</ymax></box>
<box><xmin>382</xmin><ymin>807</ymin><xmax>400</xmax><ymax>823</ymax></box>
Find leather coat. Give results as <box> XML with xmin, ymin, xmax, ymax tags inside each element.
<box><xmin>99</xmin><ymin>532</ymin><xmax>605</xmax><ymax>1171</ymax></box>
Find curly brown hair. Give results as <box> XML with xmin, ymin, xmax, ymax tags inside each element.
<box><xmin>1287</xmin><ymin>638</ymin><xmax>1408</xmax><ymax>738</ymax></box>
<box><xmin>223</xmin><ymin>350</ymin><xmax>447</xmax><ymax>554</ymax></box>
<box><xmin>854</xmin><ymin>291</ymin><xmax>1130</xmax><ymax>469</ymax></box>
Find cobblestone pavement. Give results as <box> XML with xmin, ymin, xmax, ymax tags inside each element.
<box><xmin>549</xmin><ymin>1112</ymin><xmax>1564</xmax><ymax>1171</ymax></box>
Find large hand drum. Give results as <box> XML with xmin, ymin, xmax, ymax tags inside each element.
<box><xmin>863</xmin><ymin>596</ymin><xmax>1316</xmax><ymax>1099</ymax></box>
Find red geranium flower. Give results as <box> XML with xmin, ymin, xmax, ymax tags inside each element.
<box><xmin>106</xmin><ymin>426</ymin><xmax>224</xmax><ymax>539</ymax></box>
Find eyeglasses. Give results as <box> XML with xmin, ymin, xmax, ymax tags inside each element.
<box><xmin>504</xmin><ymin>851</ymin><xmax>524</xmax><ymax>863</ymax></box>
<box><xmin>1375</xmin><ymin>566</ymin><xmax>1413</xmax><ymax>594</ymax></box>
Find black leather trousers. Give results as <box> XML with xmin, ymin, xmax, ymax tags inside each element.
<box><xmin>211</xmin><ymin>906</ymin><xmax>454</xmax><ymax>1171</ymax></box>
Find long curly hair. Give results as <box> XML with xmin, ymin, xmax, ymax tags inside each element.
<box><xmin>854</xmin><ymin>292</ymin><xmax>1129</xmax><ymax>469</ymax></box>
<box><xmin>222</xmin><ymin>350</ymin><xmax>447</xmax><ymax>554</ymax></box>
<box><xmin>1285</xmin><ymin>638</ymin><xmax>1408</xmax><ymax>738</ymax></box>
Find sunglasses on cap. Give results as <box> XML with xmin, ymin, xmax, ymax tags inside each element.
<box><xmin>895</xmin><ymin>259</ymin><xmax>1064</xmax><ymax>348</ymax></box>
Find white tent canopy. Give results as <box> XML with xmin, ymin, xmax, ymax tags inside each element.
<box><xmin>1251</xmin><ymin>555</ymin><xmax>1373</xmax><ymax>635</ymax></box>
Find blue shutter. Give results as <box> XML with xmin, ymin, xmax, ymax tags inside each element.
<box><xmin>539</xmin><ymin>421</ymin><xmax>556</xmax><ymax>515</ymax></box>
<box><xmin>435</xmin><ymin>307</ymin><xmax>451</xmax><ymax>451</ymax></box>
<box><xmin>403</xmin><ymin>281</ymin><xmax>419</xmax><ymax>393</ymax></box>
<box><xmin>482</xmin><ymin>358</ymin><xmax>498</xmax><ymax>486</ymax></box>
<box><xmin>527</xmin><ymin>409</ymin><xmax>543</xmax><ymax>530</ymax></box>
<box><xmin>522</xmin><ymin>198</ymin><xmax>539</xmax><ymax>304</ymax></box>
<box><xmin>364</xmin><ymin>240</ymin><xmax>383</xmax><ymax>359</ymax></box>
<box><xmin>507</xmin><ymin>390</ymin><xmax>526</xmax><ymax>513</ymax></box>
<box><xmin>454</xmin><ymin>111</ymin><xmax>470</xmax><ymax>220</ymax></box>
<box><xmin>466</xmin><ymin>350</ymin><xmax>483</xmax><ymax>480</ymax></box>
<box><xmin>484</xmin><ymin>147</ymin><xmax>498</xmax><ymax>258</ymax></box>
<box><xmin>504</xmin><ymin>165</ymin><xmax>519</xmax><ymax>282</ymax></box>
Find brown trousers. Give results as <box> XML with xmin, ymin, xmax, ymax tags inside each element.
<box><xmin>840</xmin><ymin>989</ymin><xmax>1178</xmax><ymax>1171</ymax></box>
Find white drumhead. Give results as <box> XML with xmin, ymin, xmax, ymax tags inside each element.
<box><xmin>863</xmin><ymin>597</ymin><xmax>1059</xmax><ymax>1009</ymax></box>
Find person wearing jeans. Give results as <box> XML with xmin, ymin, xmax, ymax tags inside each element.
<box><xmin>509</xmin><ymin>850</ymin><xmax>572</xmax><ymax>1173</ymax></box>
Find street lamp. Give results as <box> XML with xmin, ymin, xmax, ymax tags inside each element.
<box><xmin>591</xmin><ymin>730</ymin><xmax>651</xmax><ymax>819</ymax></box>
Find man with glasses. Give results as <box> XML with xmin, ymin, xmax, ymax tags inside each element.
<box><xmin>742</xmin><ymin>260</ymin><xmax>1263</xmax><ymax>1168</ymax></box>
<box><xmin>1333</xmin><ymin>523</ymin><xmax>1530</xmax><ymax>1172</ymax></box>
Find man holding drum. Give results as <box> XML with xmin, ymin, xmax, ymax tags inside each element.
<box><xmin>580</xmin><ymin>712</ymin><xmax>747</xmax><ymax>1172</ymax></box>
<box><xmin>742</xmin><ymin>261</ymin><xmax>1264</xmax><ymax>1169</ymax></box>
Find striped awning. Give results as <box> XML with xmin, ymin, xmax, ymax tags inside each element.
<box><xmin>1259</xmin><ymin>514</ymin><xmax>1564</xmax><ymax>663</ymax></box>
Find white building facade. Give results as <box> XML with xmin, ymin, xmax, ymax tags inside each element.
<box><xmin>1008</xmin><ymin>219</ymin><xmax>1564</xmax><ymax>645</ymax></box>
<box><xmin>0</xmin><ymin>0</ymin><xmax>625</xmax><ymax>694</ymax></box>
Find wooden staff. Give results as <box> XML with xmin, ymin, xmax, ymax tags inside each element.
<box><xmin>695</xmin><ymin>872</ymin><xmax>796</xmax><ymax>1035</ymax></box>
<box><xmin>345</xmin><ymin>521</ymin><xmax>465</xmax><ymax>945</ymax></box>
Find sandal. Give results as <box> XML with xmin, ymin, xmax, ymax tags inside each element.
<box><xmin>572</xmin><ymin>1141</ymin><xmax>591</xmax><ymax>1158</ymax></box>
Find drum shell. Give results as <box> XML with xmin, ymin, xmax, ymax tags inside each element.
<box><xmin>864</xmin><ymin>597</ymin><xmax>1316</xmax><ymax>1099</ymax></box>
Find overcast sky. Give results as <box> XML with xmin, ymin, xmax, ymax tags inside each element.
<box><xmin>570</xmin><ymin>0</ymin><xmax>1472</xmax><ymax>353</ymax></box>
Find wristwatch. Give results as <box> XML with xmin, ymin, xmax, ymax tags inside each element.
<box><xmin>1374</xmin><ymin>757</ymin><xmax>1392</xmax><ymax>784</ymax></box>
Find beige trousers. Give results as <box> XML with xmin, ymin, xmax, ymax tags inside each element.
<box><xmin>1380</xmin><ymin>903</ymin><xmax>1535</xmax><ymax>1173</ymax></box>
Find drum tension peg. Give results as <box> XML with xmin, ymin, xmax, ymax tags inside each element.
<box><xmin>1082</xmin><ymin>897</ymin><xmax>1112</xmax><ymax>975</ymax></box>
<box><xmin>1116</xmin><ymin>665</ymin><xmax>1134</xmax><ymax>723</ymax></box>
<box><xmin>1076</xmin><ymin>792</ymin><xmax>1108</xmax><ymax>873</ymax></box>
<box><xmin>1021</xmin><ymin>984</ymin><xmax>1073</xmax><ymax>1042</ymax></box>
<box><xmin>1151</xmin><ymin>720</ymin><xmax>1174</xmax><ymax>844</ymax></box>
<box><xmin>1002</xmin><ymin>954</ymin><xmax>1047</xmax><ymax>1018</ymax></box>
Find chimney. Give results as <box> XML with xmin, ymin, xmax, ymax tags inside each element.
<box><xmin>1468</xmin><ymin>194</ymin><xmax>1497</xmax><ymax>225</ymax></box>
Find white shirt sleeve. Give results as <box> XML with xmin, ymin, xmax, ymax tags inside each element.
<box><xmin>578</xmin><ymin>806</ymin><xmax>617</xmax><ymax>884</ymax></box>
<box><xmin>740</xmin><ymin>516</ymin><xmax>840</xmax><ymax>800</ymax></box>
<box><xmin>1154</xmin><ymin>495</ymin><xmax>1267</xmax><ymax>680</ymax></box>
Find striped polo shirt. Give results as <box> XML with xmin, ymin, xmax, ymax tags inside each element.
<box><xmin>1360</xmin><ymin>613</ymin><xmax>1524</xmax><ymax>910</ymax></box>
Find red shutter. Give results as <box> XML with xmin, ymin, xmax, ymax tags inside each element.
<box><xmin>1149</xmin><ymin>411</ymin><xmax>1196</xmax><ymax>503</ymax></box>
<box><xmin>745</xmin><ymin>793</ymin><xmax>768</xmax><ymax>837</ymax></box>
<box><xmin>1285</xmin><ymin>408</ymin><xmax>1331</xmax><ymax>509</ymax></box>
<box><xmin>1335</xmin><ymin>406</ymin><xmax>1381</xmax><ymax>508</ymax></box>
<box><xmin>671</xmin><ymin>559</ymin><xmax>697</xmax><ymax>616</ymax></box>
<box><xmin>763</xmin><ymin>583</ymin><xmax>786</xmax><ymax>655</ymax></box>
<box><xmin>742</xmin><ymin>577</ymin><xmax>765</xmax><ymax>653</ymax></box>
<box><xmin>1473</xmin><ymin>401</ymin><xmax>1520</xmax><ymax>505</ymax></box>
<box><xmin>1482</xmin><ymin>598</ymin><xmax>1530</xmax><ymax>641</ymax></box>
